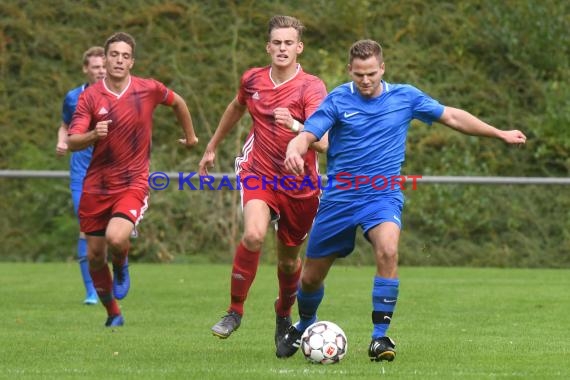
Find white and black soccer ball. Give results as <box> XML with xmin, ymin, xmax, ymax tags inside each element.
<box><xmin>300</xmin><ymin>321</ymin><xmax>348</xmax><ymax>364</ymax></box>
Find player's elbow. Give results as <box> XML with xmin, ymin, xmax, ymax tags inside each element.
<box><xmin>310</xmin><ymin>139</ymin><xmax>328</xmax><ymax>153</ymax></box>
<box><xmin>171</xmin><ymin>93</ymin><xmax>187</xmax><ymax>110</ymax></box>
<box><xmin>67</xmin><ymin>136</ymin><xmax>82</xmax><ymax>152</ymax></box>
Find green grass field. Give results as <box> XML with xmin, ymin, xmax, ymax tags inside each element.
<box><xmin>1</xmin><ymin>263</ymin><xmax>569</xmax><ymax>379</ymax></box>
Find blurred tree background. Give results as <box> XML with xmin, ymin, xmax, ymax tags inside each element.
<box><xmin>0</xmin><ymin>0</ymin><xmax>568</xmax><ymax>267</ymax></box>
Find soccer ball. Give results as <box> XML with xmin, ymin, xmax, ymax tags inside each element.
<box><xmin>300</xmin><ymin>321</ymin><xmax>348</xmax><ymax>364</ymax></box>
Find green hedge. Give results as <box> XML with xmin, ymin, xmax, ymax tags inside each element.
<box><xmin>0</xmin><ymin>0</ymin><xmax>568</xmax><ymax>267</ymax></box>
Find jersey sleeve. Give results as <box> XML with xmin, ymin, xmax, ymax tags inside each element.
<box><xmin>410</xmin><ymin>85</ymin><xmax>445</xmax><ymax>125</ymax></box>
<box><xmin>61</xmin><ymin>91</ymin><xmax>75</xmax><ymax>125</ymax></box>
<box><xmin>303</xmin><ymin>92</ymin><xmax>338</xmax><ymax>140</ymax></box>
<box><xmin>68</xmin><ymin>92</ymin><xmax>92</xmax><ymax>135</ymax></box>
<box><xmin>303</xmin><ymin>78</ymin><xmax>328</xmax><ymax>120</ymax></box>
<box><xmin>236</xmin><ymin>71</ymin><xmax>250</xmax><ymax>106</ymax></box>
<box><xmin>151</xmin><ymin>79</ymin><xmax>175</xmax><ymax>106</ymax></box>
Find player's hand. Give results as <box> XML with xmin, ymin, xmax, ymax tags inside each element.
<box><xmin>56</xmin><ymin>141</ymin><xmax>68</xmax><ymax>156</ymax></box>
<box><xmin>94</xmin><ymin>120</ymin><xmax>112</xmax><ymax>139</ymax></box>
<box><xmin>284</xmin><ymin>152</ymin><xmax>305</xmax><ymax>176</ymax></box>
<box><xmin>273</xmin><ymin>107</ymin><xmax>295</xmax><ymax>130</ymax></box>
<box><xmin>501</xmin><ymin>130</ymin><xmax>527</xmax><ymax>145</ymax></box>
<box><xmin>198</xmin><ymin>148</ymin><xmax>215</xmax><ymax>176</ymax></box>
<box><xmin>179</xmin><ymin>136</ymin><xmax>199</xmax><ymax>149</ymax></box>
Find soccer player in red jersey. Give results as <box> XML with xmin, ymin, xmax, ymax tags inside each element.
<box><xmin>68</xmin><ymin>32</ymin><xmax>198</xmax><ymax>327</ymax></box>
<box><xmin>198</xmin><ymin>15</ymin><xmax>328</xmax><ymax>345</ymax></box>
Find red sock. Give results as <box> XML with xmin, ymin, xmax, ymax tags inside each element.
<box><xmin>112</xmin><ymin>246</ymin><xmax>129</xmax><ymax>267</ymax></box>
<box><xmin>229</xmin><ymin>242</ymin><xmax>261</xmax><ymax>316</ymax></box>
<box><xmin>90</xmin><ymin>265</ymin><xmax>121</xmax><ymax>316</ymax></box>
<box><xmin>276</xmin><ymin>260</ymin><xmax>301</xmax><ymax>317</ymax></box>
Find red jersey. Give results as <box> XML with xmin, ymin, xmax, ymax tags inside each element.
<box><xmin>69</xmin><ymin>76</ymin><xmax>174</xmax><ymax>194</ymax></box>
<box><xmin>235</xmin><ymin>65</ymin><xmax>327</xmax><ymax>198</ymax></box>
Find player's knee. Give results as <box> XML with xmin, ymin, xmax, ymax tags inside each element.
<box><xmin>106</xmin><ymin>233</ymin><xmax>129</xmax><ymax>252</ymax></box>
<box><xmin>278</xmin><ymin>257</ymin><xmax>300</xmax><ymax>274</ymax></box>
<box><xmin>301</xmin><ymin>272</ymin><xmax>324</xmax><ymax>292</ymax></box>
<box><xmin>88</xmin><ymin>252</ymin><xmax>106</xmax><ymax>269</ymax></box>
<box><xmin>377</xmin><ymin>245</ymin><xmax>398</xmax><ymax>262</ymax></box>
<box><xmin>242</xmin><ymin>231</ymin><xmax>265</xmax><ymax>251</ymax></box>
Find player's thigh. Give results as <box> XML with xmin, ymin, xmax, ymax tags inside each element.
<box><xmin>86</xmin><ymin>234</ymin><xmax>107</xmax><ymax>262</ymax></box>
<box><xmin>360</xmin><ymin>196</ymin><xmax>403</xmax><ymax>233</ymax></box>
<box><xmin>276</xmin><ymin>194</ymin><xmax>319</xmax><ymax>247</ymax></box>
<box><xmin>107</xmin><ymin>189</ymin><xmax>148</xmax><ymax>244</ymax></box>
<box><xmin>306</xmin><ymin>200</ymin><xmax>357</xmax><ymax>259</ymax></box>
<box><xmin>106</xmin><ymin>217</ymin><xmax>135</xmax><ymax>247</ymax></box>
<box><xmin>361</xmin><ymin>197</ymin><xmax>403</xmax><ymax>256</ymax></box>
<box><xmin>367</xmin><ymin>222</ymin><xmax>401</xmax><ymax>257</ymax></box>
<box><xmin>243</xmin><ymin>199</ymin><xmax>271</xmax><ymax>240</ymax></box>
<box><xmin>79</xmin><ymin>192</ymin><xmax>113</xmax><ymax>234</ymax></box>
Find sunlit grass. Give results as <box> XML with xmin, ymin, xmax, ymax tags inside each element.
<box><xmin>1</xmin><ymin>263</ymin><xmax>569</xmax><ymax>379</ymax></box>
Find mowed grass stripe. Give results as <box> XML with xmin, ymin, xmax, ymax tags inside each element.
<box><xmin>0</xmin><ymin>263</ymin><xmax>569</xmax><ymax>379</ymax></box>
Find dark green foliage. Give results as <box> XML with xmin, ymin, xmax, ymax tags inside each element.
<box><xmin>0</xmin><ymin>0</ymin><xmax>568</xmax><ymax>266</ymax></box>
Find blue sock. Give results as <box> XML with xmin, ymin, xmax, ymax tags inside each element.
<box><xmin>295</xmin><ymin>286</ymin><xmax>324</xmax><ymax>331</ymax></box>
<box><xmin>78</xmin><ymin>238</ymin><xmax>96</xmax><ymax>298</ymax></box>
<box><xmin>371</xmin><ymin>276</ymin><xmax>399</xmax><ymax>339</ymax></box>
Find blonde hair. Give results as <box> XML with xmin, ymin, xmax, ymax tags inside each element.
<box><xmin>82</xmin><ymin>46</ymin><xmax>104</xmax><ymax>66</ymax></box>
<box><xmin>267</xmin><ymin>15</ymin><xmax>305</xmax><ymax>41</ymax></box>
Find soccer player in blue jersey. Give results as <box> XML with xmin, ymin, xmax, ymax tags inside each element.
<box><xmin>276</xmin><ymin>39</ymin><xmax>527</xmax><ymax>361</ymax></box>
<box><xmin>55</xmin><ymin>46</ymin><xmax>106</xmax><ymax>305</ymax></box>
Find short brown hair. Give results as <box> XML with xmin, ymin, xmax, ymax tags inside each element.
<box><xmin>267</xmin><ymin>15</ymin><xmax>305</xmax><ymax>41</ymax></box>
<box><xmin>82</xmin><ymin>46</ymin><xmax>104</xmax><ymax>66</ymax></box>
<box><xmin>104</xmin><ymin>32</ymin><xmax>136</xmax><ymax>57</ymax></box>
<box><xmin>349</xmin><ymin>39</ymin><xmax>383</xmax><ymax>64</ymax></box>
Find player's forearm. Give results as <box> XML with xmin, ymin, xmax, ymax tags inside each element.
<box><xmin>172</xmin><ymin>101</ymin><xmax>198</xmax><ymax>143</ymax></box>
<box><xmin>288</xmin><ymin>131</ymin><xmax>317</xmax><ymax>157</ymax></box>
<box><xmin>207</xmin><ymin>99</ymin><xmax>246</xmax><ymax>151</ymax></box>
<box><xmin>68</xmin><ymin>130</ymin><xmax>98</xmax><ymax>151</ymax></box>
<box><xmin>57</xmin><ymin>124</ymin><xmax>68</xmax><ymax>145</ymax></box>
<box><xmin>309</xmin><ymin>132</ymin><xmax>328</xmax><ymax>153</ymax></box>
<box><xmin>287</xmin><ymin>118</ymin><xmax>327</xmax><ymax>153</ymax></box>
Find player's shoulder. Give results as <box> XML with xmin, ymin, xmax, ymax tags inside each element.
<box><xmin>241</xmin><ymin>66</ymin><xmax>269</xmax><ymax>81</ymax></box>
<box><xmin>297</xmin><ymin>67</ymin><xmax>323</xmax><ymax>82</ymax></box>
<box><xmin>328</xmin><ymin>82</ymin><xmax>354</xmax><ymax>98</ymax></box>
<box><xmin>131</xmin><ymin>76</ymin><xmax>169</xmax><ymax>91</ymax></box>
<box><xmin>64</xmin><ymin>83</ymin><xmax>87</xmax><ymax>101</ymax></box>
<box><xmin>79</xmin><ymin>81</ymin><xmax>107</xmax><ymax>102</ymax></box>
<box><xmin>131</xmin><ymin>75</ymin><xmax>159</xmax><ymax>85</ymax></box>
<box><xmin>385</xmin><ymin>82</ymin><xmax>421</xmax><ymax>95</ymax></box>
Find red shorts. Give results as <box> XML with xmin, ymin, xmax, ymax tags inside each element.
<box><xmin>240</xmin><ymin>174</ymin><xmax>319</xmax><ymax>246</ymax></box>
<box><xmin>79</xmin><ymin>189</ymin><xmax>149</xmax><ymax>235</ymax></box>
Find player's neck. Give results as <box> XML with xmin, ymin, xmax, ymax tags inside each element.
<box><xmin>270</xmin><ymin>63</ymin><xmax>299</xmax><ymax>85</ymax></box>
<box><xmin>104</xmin><ymin>75</ymin><xmax>131</xmax><ymax>95</ymax></box>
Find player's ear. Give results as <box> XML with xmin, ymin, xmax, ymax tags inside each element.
<box><xmin>129</xmin><ymin>58</ymin><xmax>135</xmax><ymax>69</ymax></box>
<box><xmin>296</xmin><ymin>41</ymin><xmax>304</xmax><ymax>55</ymax></box>
<box><xmin>266</xmin><ymin>42</ymin><xmax>271</xmax><ymax>54</ymax></box>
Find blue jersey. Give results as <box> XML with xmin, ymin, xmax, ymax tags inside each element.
<box><xmin>62</xmin><ymin>84</ymin><xmax>93</xmax><ymax>186</ymax></box>
<box><xmin>304</xmin><ymin>81</ymin><xmax>444</xmax><ymax>202</ymax></box>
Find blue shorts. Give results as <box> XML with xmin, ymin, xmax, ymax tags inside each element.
<box><xmin>70</xmin><ymin>181</ymin><xmax>84</xmax><ymax>216</ymax></box>
<box><xmin>305</xmin><ymin>196</ymin><xmax>403</xmax><ymax>259</ymax></box>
